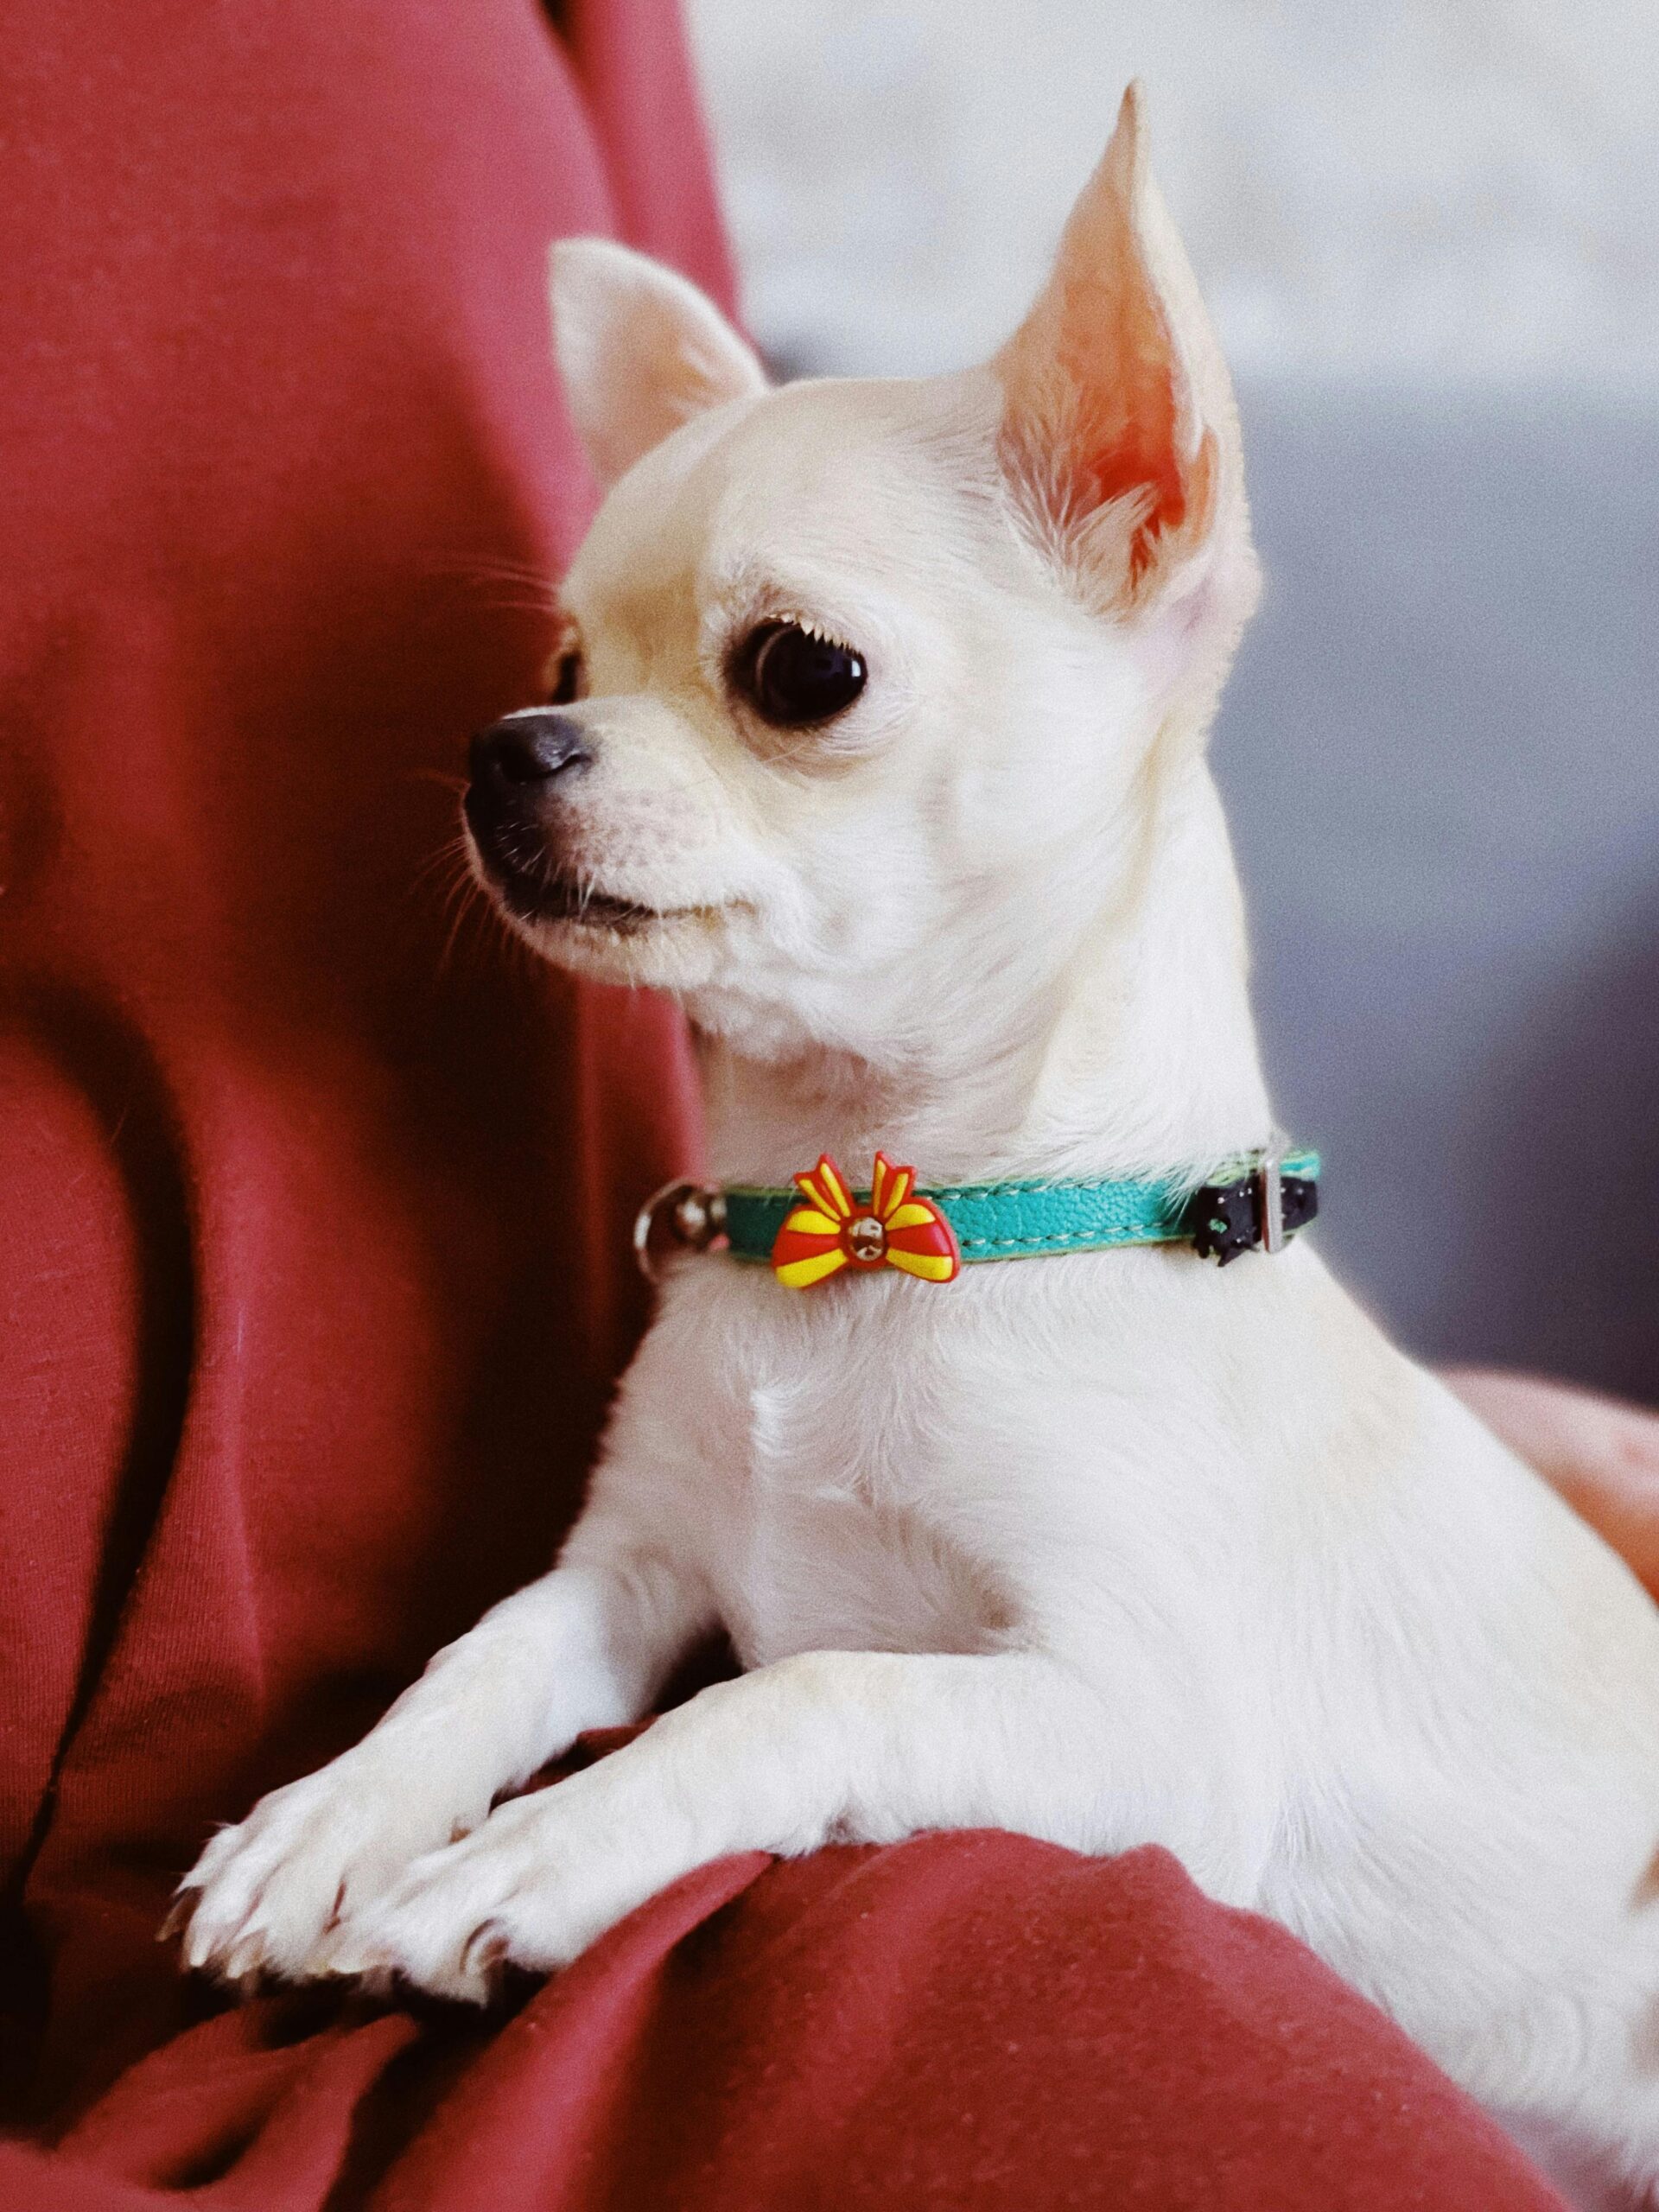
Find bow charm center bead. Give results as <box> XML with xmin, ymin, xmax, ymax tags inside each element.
<box><xmin>847</xmin><ymin>1215</ymin><xmax>888</xmax><ymax>1264</ymax></box>
<box><xmin>771</xmin><ymin>1153</ymin><xmax>961</xmax><ymax>1291</ymax></box>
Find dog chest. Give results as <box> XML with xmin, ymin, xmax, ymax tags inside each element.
<box><xmin>663</xmin><ymin>1264</ymin><xmax>1014</xmax><ymax>1669</ymax></box>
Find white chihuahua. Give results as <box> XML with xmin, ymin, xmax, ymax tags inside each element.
<box><xmin>181</xmin><ymin>89</ymin><xmax>1659</xmax><ymax>2200</ymax></box>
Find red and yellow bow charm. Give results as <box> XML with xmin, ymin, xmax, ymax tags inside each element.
<box><xmin>771</xmin><ymin>1153</ymin><xmax>961</xmax><ymax>1291</ymax></box>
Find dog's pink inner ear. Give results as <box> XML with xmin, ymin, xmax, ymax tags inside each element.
<box><xmin>997</xmin><ymin>86</ymin><xmax>1212</xmax><ymax>597</ymax></box>
<box><xmin>1045</xmin><ymin>256</ymin><xmax>1188</xmax><ymax>578</ymax></box>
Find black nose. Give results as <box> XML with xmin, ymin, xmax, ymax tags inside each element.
<box><xmin>468</xmin><ymin>710</ymin><xmax>591</xmax><ymax>796</ymax></box>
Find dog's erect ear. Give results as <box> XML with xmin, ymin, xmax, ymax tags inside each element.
<box><xmin>995</xmin><ymin>85</ymin><xmax>1243</xmax><ymax>608</ymax></box>
<box><xmin>550</xmin><ymin>238</ymin><xmax>768</xmax><ymax>489</ymax></box>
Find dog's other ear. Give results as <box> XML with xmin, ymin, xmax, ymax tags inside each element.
<box><xmin>995</xmin><ymin>84</ymin><xmax>1245</xmax><ymax>612</ymax></box>
<box><xmin>550</xmin><ymin>238</ymin><xmax>768</xmax><ymax>489</ymax></box>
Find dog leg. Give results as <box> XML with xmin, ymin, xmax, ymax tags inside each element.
<box><xmin>327</xmin><ymin>1646</ymin><xmax>1265</xmax><ymax>1999</ymax></box>
<box><xmin>177</xmin><ymin>1543</ymin><xmax>711</xmax><ymax>1984</ymax></box>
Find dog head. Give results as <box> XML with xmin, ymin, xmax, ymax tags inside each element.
<box><xmin>464</xmin><ymin>86</ymin><xmax>1258</xmax><ymax>1075</ymax></box>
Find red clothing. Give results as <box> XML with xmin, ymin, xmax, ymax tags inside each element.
<box><xmin>0</xmin><ymin>2</ymin><xmax>1560</xmax><ymax>2202</ymax></box>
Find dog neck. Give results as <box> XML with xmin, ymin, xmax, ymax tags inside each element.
<box><xmin>695</xmin><ymin>751</ymin><xmax>1274</xmax><ymax>1189</ymax></box>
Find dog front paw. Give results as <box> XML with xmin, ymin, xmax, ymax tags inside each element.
<box><xmin>172</xmin><ymin>1751</ymin><xmax>486</xmax><ymax>1988</ymax></box>
<box><xmin>321</xmin><ymin>1775</ymin><xmax>665</xmax><ymax>2002</ymax></box>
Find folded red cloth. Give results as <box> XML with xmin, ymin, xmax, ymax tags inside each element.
<box><xmin>0</xmin><ymin>1832</ymin><xmax>1562</xmax><ymax>2210</ymax></box>
<box><xmin>0</xmin><ymin>1</ymin><xmax>1561</xmax><ymax>2202</ymax></box>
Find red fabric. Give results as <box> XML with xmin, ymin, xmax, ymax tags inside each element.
<box><xmin>0</xmin><ymin>1834</ymin><xmax>1564</xmax><ymax>2211</ymax></box>
<box><xmin>0</xmin><ymin>3</ymin><xmax>1561</xmax><ymax>2204</ymax></box>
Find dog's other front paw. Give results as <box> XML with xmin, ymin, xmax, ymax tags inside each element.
<box><xmin>172</xmin><ymin>1751</ymin><xmax>487</xmax><ymax>1988</ymax></box>
<box><xmin>321</xmin><ymin>1777</ymin><xmax>664</xmax><ymax>2003</ymax></box>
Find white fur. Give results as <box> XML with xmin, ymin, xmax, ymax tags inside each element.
<box><xmin>181</xmin><ymin>90</ymin><xmax>1659</xmax><ymax>2204</ymax></box>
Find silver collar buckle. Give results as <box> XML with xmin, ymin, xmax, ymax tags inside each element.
<box><xmin>1255</xmin><ymin>1128</ymin><xmax>1287</xmax><ymax>1256</ymax></box>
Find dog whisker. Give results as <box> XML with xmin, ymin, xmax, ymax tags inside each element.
<box><xmin>417</xmin><ymin>551</ymin><xmax>559</xmax><ymax>594</ymax></box>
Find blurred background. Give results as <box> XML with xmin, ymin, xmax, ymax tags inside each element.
<box><xmin>687</xmin><ymin>0</ymin><xmax>1659</xmax><ymax>1397</ymax></box>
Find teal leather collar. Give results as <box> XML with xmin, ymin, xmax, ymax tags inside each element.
<box><xmin>633</xmin><ymin>1146</ymin><xmax>1322</xmax><ymax>1284</ymax></box>
<box><xmin>721</xmin><ymin>1150</ymin><xmax>1319</xmax><ymax>1265</ymax></box>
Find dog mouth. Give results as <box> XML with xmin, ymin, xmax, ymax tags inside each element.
<box><xmin>493</xmin><ymin>862</ymin><xmax>678</xmax><ymax>934</ymax></box>
<box><xmin>468</xmin><ymin>831</ymin><xmax>710</xmax><ymax>938</ymax></box>
<box><xmin>509</xmin><ymin>873</ymin><xmax>664</xmax><ymax>932</ymax></box>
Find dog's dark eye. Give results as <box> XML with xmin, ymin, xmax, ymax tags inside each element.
<box><xmin>549</xmin><ymin>647</ymin><xmax>584</xmax><ymax>706</ymax></box>
<box><xmin>736</xmin><ymin>620</ymin><xmax>867</xmax><ymax>728</ymax></box>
